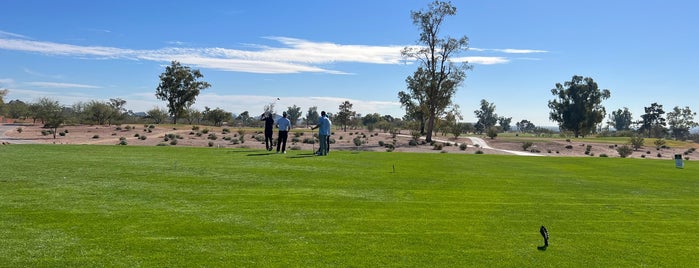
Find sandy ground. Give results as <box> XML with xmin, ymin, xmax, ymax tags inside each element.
<box><xmin>1</xmin><ymin>123</ymin><xmax>696</xmax><ymax>160</ymax></box>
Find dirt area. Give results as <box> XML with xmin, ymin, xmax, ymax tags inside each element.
<box><xmin>1</xmin><ymin>123</ymin><xmax>696</xmax><ymax>160</ymax></box>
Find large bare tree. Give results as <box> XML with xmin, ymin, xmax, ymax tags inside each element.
<box><xmin>400</xmin><ymin>1</ymin><xmax>469</xmax><ymax>142</ymax></box>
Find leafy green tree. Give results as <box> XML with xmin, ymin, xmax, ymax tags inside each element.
<box><xmin>84</xmin><ymin>100</ymin><xmax>114</xmax><ymax>125</ymax></box>
<box><xmin>548</xmin><ymin>75</ymin><xmax>611</xmax><ymax>137</ymax></box>
<box><xmin>498</xmin><ymin>117</ymin><xmax>512</xmax><ymax>132</ymax></box>
<box><xmin>336</xmin><ymin>100</ymin><xmax>355</xmax><ymax>132</ymax></box>
<box><xmin>236</xmin><ymin>111</ymin><xmax>253</xmax><ymax>127</ymax></box>
<box><xmin>666</xmin><ymin>106</ymin><xmax>697</xmax><ymax>140</ymax></box>
<box><xmin>639</xmin><ymin>102</ymin><xmax>666</xmax><ymax>138</ymax></box>
<box><xmin>6</xmin><ymin>99</ymin><xmax>29</xmax><ymax>119</ymax></box>
<box><xmin>608</xmin><ymin>107</ymin><xmax>633</xmax><ymax>131</ymax></box>
<box><xmin>474</xmin><ymin>99</ymin><xmax>498</xmax><ymax>134</ymax></box>
<box><xmin>362</xmin><ymin>113</ymin><xmax>382</xmax><ymax>130</ymax></box>
<box><xmin>155</xmin><ymin>61</ymin><xmax>211</xmax><ymax>124</ymax></box>
<box><xmin>0</xmin><ymin>89</ymin><xmax>7</xmax><ymax>116</ymax></box>
<box><xmin>285</xmin><ymin>105</ymin><xmax>302</xmax><ymax>126</ymax></box>
<box><xmin>516</xmin><ymin>119</ymin><xmax>536</xmax><ymax>133</ymax></box>
<box><xmin>184</xmin><ymin>107</ymin><xmax>202</xmax><ymax>124</ymax></box>
<box><xmin>305</xmin><ymin>106</ymin><xmax>319</xmax><ymax>127</ymax></box>
<box><xmin>108</xmin><ymin>98</ymin><xmax>127</xmax><ymax>125</ymax></box>
<box><xmin>146</xmin><ymin>107</ymin><xmax>169</xmax><ymax>124</ymax></box>
<box><xmin>32</xmin><ymin>98</ymin><xmax>64</xmax><ymax>138</ymax></box>
<box><xmin>203</xmin><ymin>107</ymin><xmax>232</xmax><ymax>127</ymax></box>
<box><xmin>400</xmin><ymin>1</ymin><xmax>470</xmax><ymax>142</ymax></box>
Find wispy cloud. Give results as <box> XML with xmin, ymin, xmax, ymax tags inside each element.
<box><xmin>0</xmin><ymin>30</ymin><xmax>30</xmax><ymax>39</ymax></box>
<box><xmin>471</xmin><ymin>48</ymin><xmax>548</xmax><ymax>54</ymax></box>
<box><xmin>0</xmin><ymin>34</ymin><xmax>545</xmax><ymax>74</ymax></box>
<box><xmin>26</xmin><ymin>82</ymin><xmax>101</xmax><ymax>89</ymax></box>
<box><xmin>453</xmin><ymin>56</ymin><xmax>510</xmax><ymax>65</ymax></box>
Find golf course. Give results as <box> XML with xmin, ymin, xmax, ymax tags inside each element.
<box><xmin>1</xmin><ymin>144</ymin><xmax>696</xmax><ymax>267</ymax></box>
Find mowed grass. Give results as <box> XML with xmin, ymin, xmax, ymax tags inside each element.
<box><xmin>0</xmin><ymin>145</ymin><xmax>697</xmax><ymax>267</ymax></box>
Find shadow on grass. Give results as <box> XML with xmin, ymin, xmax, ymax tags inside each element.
<box><xmin>537</xmin><ymin>245</ymin><xmax>548</xmax><ymax>251</ymax></box>
<box><xmin>287</xmin><ymin>153</ymin><xmax>316</xmax><ymax>159</ymax></box>
<box><xmin>246</xmin><ymin>152</ymin><xmax>277</xmax><ymax>156</ymax></box>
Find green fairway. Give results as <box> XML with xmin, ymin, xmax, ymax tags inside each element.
<box><xmin>1</xmin><ymin>145</ymin><xmax>697</xmax><ymax>267</ymax></box>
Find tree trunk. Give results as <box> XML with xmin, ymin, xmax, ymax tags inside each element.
<box><xmin>425</xmin><ymin>113</ymin><xmax>436</xmax><ymax>142</ymax></box>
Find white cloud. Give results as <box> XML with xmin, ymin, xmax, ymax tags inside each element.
<box><xmin>453</xmin><ymin>56</ymin><xmax>510</xmax><ymax>65</ymax></box>
<box><xmin>26</xmin><ymin>82</ymin><xmax>101</xmax><ymax>89</ymax></box>
<box><xmin>471</xmin><ymin>48</ymin><xmax>548</xmax><ymax>54</ymax></box>
<box><xmin>0</xmin><ymin>35</ymin><xmax>537</xmax><ymax>75</ymax></box>
<box><xmin>0</xmin><ymin>30</ymin><xmax>29</xmax><ymax>39</ymax></box>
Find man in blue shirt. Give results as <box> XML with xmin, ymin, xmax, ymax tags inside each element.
<box><xmin>311</xmin><ymin>111</ymin><xmax>332</xmax><ymax>156</ymax></box>
<box><xmin>275</xmin><ymin>111</ymin><xmax>292</xmax><ymax>154</ymax></box>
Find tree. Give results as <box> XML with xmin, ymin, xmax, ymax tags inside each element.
<box><xmin>6</xmin><ymin>99</ymin><xmax>29</xmax><ymax>119</ymax></box>
<box><xmin>83</xmin><ymin>100</ymin><xmax>113</xmax><ymax>125</ymax></box>
<box><xmin>548</xmin><ymin>75</ymin><xmax>611</xmax><ymax>137</ymax></box>
<box><xmin>203</xmin><ymin>107</ymin><xmax>232</xmax><ymax>127</ymax></box>
<box><xmin>155</xmin><ymin>61</ymin><xmax>211</xmax><ymax>124</ymax></box>
<box><xmin>146</xmin><ymin>107</ymin><xmax>169</xmax><ymax>124</ymax></box>
<box><xmin>667</xmin><ymin>106</ymin><xmax>697</xmax><ymax>140</ymax></box>
<box><xmin>236</xmin><ymin>111</ymin><xmax>253</xmax><ymax>127</ymax></box>
<box><xmin>286</xmin><ymin>105</ymin><xmax>302</xmax><ymax>126</ymax></box>
<box><xmin>336</xmin><ymin>100</ymin><xmax>355</xmax><ymax>132</ymax></box>
<box><xmin>33</xmin><ymin>98</ymin><xmax>64</xmax><ymax>138</ymax></box>
<box><xmin>498</xmin><ymin>117</ymin><xmax>512</xmax><ymax>132</ymax></box>
<box><xmin>108</xmin><ymin>98</ymin><xmax>127</xmax><ymax>125</ymax></box>
<box><xmin>305</xmin><ymin>106</ymin><xmax>319</xmax><ymax>127</ymax></box>
<box><xmin>608</xmin><ymin>107</ymin><xmax>633</xmax><ymax>131</ymax></box>
<box><xmin>474</xmin><ymin>99</ymin><xmax>498</xmax><ymax>134</ymax></box>
<box><xmin>0</xmin><ymin>89</ymin><xmax>7</xmax><ymax>116</ymax></box>
<box><xmin>516</xmin><ymin>120</ymin><xmax>536</xmax><ymax>133</ymax></box>
<box><xmin>639</xmin><ymin>102</ymin><xmax>666</xmax><ymax>138</ymax></box>
<box><xmin>400</xmin><ymin>1</ymin><xmax>470</xmax><ymax>142</ymax></box>
<box><xmin>184</xmin><ymin>107</ymin><xmax>203</xmax><ymax>124</ymax></box>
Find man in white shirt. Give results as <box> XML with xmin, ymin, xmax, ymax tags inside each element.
<box><xmin>275</xmin><ymin>111</ymin><xmax>292</xmax><ymax>154</ymax></box>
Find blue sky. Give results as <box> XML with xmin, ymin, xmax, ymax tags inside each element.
<box><xmin>1</xmin><ymin>0</ymin><xmax>697</xmax><ymax>126</ymax></box>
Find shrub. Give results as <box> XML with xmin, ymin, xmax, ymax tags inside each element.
<box><xmin>119</xmin><ymin>137</ymin><xmax>126</xmax><ymax>141</ymax></box>
<box><xmin>378</xmin><ymin>141</ymin><xmax>385</xmax><ymax>147</ymax></box>
<box><xmin>617</xmin><ymin>145</ymin><xmax>633</xmax><ymax>158</ymax></box>
<box><xmin>657</xmin><ymin>153</ymin><xmax>662</xmax><ymax>158</ymax></box>
<box><xmin>192</xmin><ymin>125</ymin><xmax>200</xmax><ymax>131</ymax></box>
<box><xmin>16</xmin><ymin>127</ymin><xmax>23</xmax><ymax>133</ymax></box>
<box><xmin>459</xmin><ymin>143</ymin><xmax>468</xmax><ymax>150</ymax></box>
<box><xmin>522</xmin><ymin>142</ymin><xmax>533</xmax><ymax>151</ymax></box>
<box><xmin>294</xmin><ymin>132</ymin><xmax>303</xmax><ymax>137</ymax></box>
<box><xmin>353</xmin><ymin>136</ymin><xmax>363</xmax><ymax>146</ymax></box>
<box><xmin>291</xmin><ymin>137</ymin><xmax>301</xmax><ymax>143</ymax></box>
<box><xmin>654</xmin><ymin>138</ymin><xmax>666</xmax><ymax>149</ymax></box>
<box><xmin>408</xmin><ymin>140</ymin><xmax>418</xmax><ymax>146</ymax></box>
<box><xmin>303</xmin><ymin>138</ymin><xmax>315</xmax><ymax>144</ymax></box>
<box><xmin>208</xmin><ymin>133</ymin><xmax>218</xmax><ymax>140</ymax></box>
<box><xmin>156</xmin><ymin>143</ymin><xmax>168</xmax><ymax>146</ymax></box>
<box><xmin>222</xmin><ymin>128</ymin><xmax>230</xmax><ymax>134</ymax></box>
<box><xmin>59</xmin><ymin>132</ymin><xmax>66</xmax><ymax>136</ymax></box>
<box><xmin>118</xmin><ymin>139</ymin><xmax>128</xmax><ymax>146</ymax></box>
<box><xmin>599</xmin><ymin>154</ymin><xmax>608</xmax><ymax>157</ymax></box>
<box><xmin>148</xmin><ymin>124</ymin><xmax>155</xmax><ymax>129</ymax></box>
<box><xmin>433</xmin><ymin>143</ymin><xmax>443</xmax><ymax>150</ymax></box>
<box><xmin>629</xmin><ymin>136</ymin><xmax>644</xmax><ymax>151</ymax></box>
<box><xmin>92</xmin><ymin>135</ymin><xmax>100</xmax><ymax>139</ymax></box>
<box><xmin>134</xmin><ymin>133</ymin><xmax>140</xmax><ymax>137</ymax></box>
<box><xmin>475</xmin><ymin>150</ymin><xmax>484</xmax><ymax>154</ymax></box>
<box><xmin>565</xmin><ymin>145</ymin><xmax>573</xmax><ymax>149</ymax></box>
<box><xmin>208</xmin><ymin>141</ymin><xmax>214</xmax><ymax>147</ymax></box>
<box><xmin>139</xmin><ymin>135</ymin><xmax>147</xmax><ymax>140</ymax></box>
<box><xmin>170</xmin><ymin>139</ymin><xmax>178</xmax><ymax>145</ymax></box>
<box><xmin>202</xmin><ymin>128</ymin><xmax>210</xmax><ymax>134</ymax></box>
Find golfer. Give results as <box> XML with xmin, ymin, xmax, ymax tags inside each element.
<box><xmin>276</xmin><ymin>111</ymin><xmax>292</xmax><ymax>154</ymax></box>
<box><xmin>311</xmin><ymin>111</ymin><xmax>332</xmax><ymax>156</ymax></box>
<box><xmin>260</xmin><ymin>112</ymin><xmax>275</xmax><ymax>151</ymax></box>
